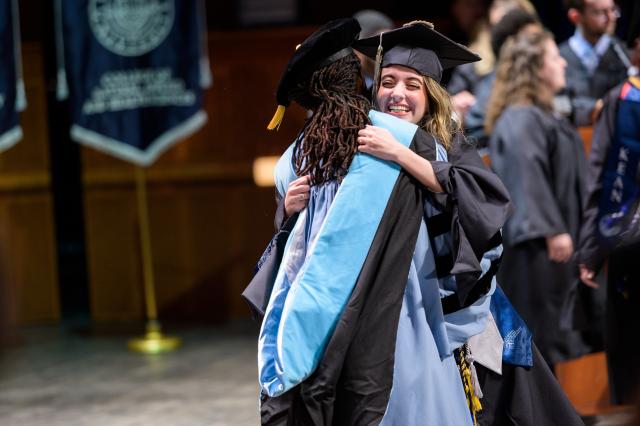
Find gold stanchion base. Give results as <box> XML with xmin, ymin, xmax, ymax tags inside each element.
<box><xmin>128</xmin><ymin>330</ymin><xmax>181</xmax><ymax>354</ymax></box>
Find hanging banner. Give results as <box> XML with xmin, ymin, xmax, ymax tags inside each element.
<box><xmin>56</xmin><ymin>0</ymin><xmax>212</xmax><ymax>166</ymax></box>
<box><xmin>0</xmin><ymin>0</ymin><xmax>26</xmax><ymax>151</ymax></box>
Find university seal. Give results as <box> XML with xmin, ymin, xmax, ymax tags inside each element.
<box><xmin>89</xmin><ymin>0</ymin><xmax>174</xmax><ymax>57</ymax></box>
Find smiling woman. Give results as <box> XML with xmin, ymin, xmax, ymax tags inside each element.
<box><xmin>378</xmin><ymin>65</ymin><xmax>428</xmax><ymax>123</ymax></box>
<box><xmin>352</xmin><ymin>23</ymin><xmax>585</xmax><ymax>426</ymax></box>
<box><xmin>354</xmin><ymin>23</ymin><xmax>474</xmax><ymax>193</ymax></box>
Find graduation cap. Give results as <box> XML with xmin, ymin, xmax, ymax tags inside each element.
<box><xmin>267</xmin><ymin>18</ymin><xmax>361</xmax><ymax>130</ymax></box>
<box><xmin>354</xmin><ymin>21</ymin><xmax>480</xmax><ymax>85</ymax></box>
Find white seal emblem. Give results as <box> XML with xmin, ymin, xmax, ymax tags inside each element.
<box><xmin>89</xmin><ymin>0</ymin><xmax>175</xmax><ymax>57</ymax></box>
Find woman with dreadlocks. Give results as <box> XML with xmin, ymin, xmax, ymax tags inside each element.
<box><xmin>276</xmin><ymin>43</ymin><xmax>370</xmax><ymax>225</ymax></box>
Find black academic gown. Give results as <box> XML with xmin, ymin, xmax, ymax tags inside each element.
<box><xmin>258</xmin><ymin>131</ymin><xmax>511</xmax><ymax>426</ymax></box>
<box><xmin>489</xmin><ymin>105</ymin><xmax>590</xmax><ymax>365</ymax></box>
<box><xmin>578</xmin><ymin>83</ymin><xmax>640</xmax><ymax>405</ymax></box>
<box><xmin>558</xmin><ymin>39</ymin><xmax>629</xmax><ymax>126</ymax></box>
<box><xmin>249</xmin><ymin>126</ymin><xmax>583</xmax><ymax>425</ymax></box>
<box><xmin>476</xmin><ymin>345</ymin><xmax>584</xmax><ymax>426</ymax></box>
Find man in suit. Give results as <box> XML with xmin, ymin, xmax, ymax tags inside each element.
<box><xmin>559</xmin><ymin>0</ymin><xmax>631</xmax><ymax>125</ymax></box>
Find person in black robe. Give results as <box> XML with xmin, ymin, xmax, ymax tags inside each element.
<box><xmin>486</xmin><ymin>31</ymin><xmax>591</xmax><ymax>367</ymax></box>
<box><xmin>578</xmin><ymin>72</ymin><xmax>640</xmax><ymax>405</ymax></box>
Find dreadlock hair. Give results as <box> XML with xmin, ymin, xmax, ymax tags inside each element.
<box><xmin>290</xmin><ymin>53</ymin><xmax>371</xmax><ymax>185</ymax></box>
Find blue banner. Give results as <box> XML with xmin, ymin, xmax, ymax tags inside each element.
<box><xmin>0</xmin><ymin>0</ymin><xmax>25</xmax><ymax>152</ymax></box>
<box><xmin>56</xmin><ymin>0</ymin><xmax>211</xmax><ymax>166</ymax></box>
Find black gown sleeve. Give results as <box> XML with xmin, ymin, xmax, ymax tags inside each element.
<box><xmin>429</xmin><ymin>133</ymin><xmax>511</xmax><ymax>302</ymax></box>
<box><xmin>578</xmin><ymin>86</ymin><xmax>620</xmax><ymax>271</ymax></box>
<box><xmin>489</xmin><ymin>106</ymin><xmax>569</xmax><ymax>245</ymax></box>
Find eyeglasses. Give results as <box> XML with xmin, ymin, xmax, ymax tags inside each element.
<box><xmin>584</xmin><ymin>5</ymin><xmax>621</xmax><ymax>21</ymax></box>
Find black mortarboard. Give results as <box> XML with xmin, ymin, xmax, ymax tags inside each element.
<box><xmin>267</xmin><ymin>18</ymin><xmax>361</xmax><ymax>130</ymax></box>
<box><xmin>354</xmin><ymin>21</ymin><xmax>480</xmax><ymax>84</ymax></box>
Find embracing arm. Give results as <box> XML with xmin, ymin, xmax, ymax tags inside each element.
<box><xmin>273</xmin><ymin>139</ymin><xmax>311</xmax><ymax>230</ymax></box>
<box><xmin>357</xmin><ymin>124</ymin><xmax>443</xmax><ymax>192</ymax></box>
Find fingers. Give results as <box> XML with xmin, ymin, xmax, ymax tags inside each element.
<box><xmin>284</xmin><ymin>175</ymin><xmax>311</xmax><ymax>216</ymax></box>
<box><xmin>288</xmin><ymin>184</ymin><xmax>310</xmax><ymax>196</ymax></box>
<box><xmin>581</xmin><ymin>274</ymin><xmax>600</xmax><ymax>288</ymax></box>
<box><xmin>288</xmin><ymin>175</ymin><xmax>310</xmax><ymax>188</ymax></box>
<box><xmin>284</xmin><ymin>191</ymin><xmax>309</xmax><ymax>216</ymax></box>
<box><xmin>288</xmin><ymin>176</ymin><xmax>310</xmax><ymax>194</ymax></box>
<box><xmin>358</xmin><ymin>125</ymin><xmax>383</xmax><ymax>140</ymax></box>
<box><xmin>579</xmin><ymin>265</ymin><xmax>600</xmax><ymax>289</ymax></box>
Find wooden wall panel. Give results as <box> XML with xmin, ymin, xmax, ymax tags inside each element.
<box><xmin>1</xmin><ymin>194</ymin><xmax>59</xmax><ymax>323</ymax></box>
<box><xmin>0</xmin><ymin>44</ymin><xmax>59</xmax><ymax>328</ymax></box>
<box><xmin>84</xmin><ymin>174</ymin><xmax>276</xmax><ymax>322</ymax></box>
<box><xmin>84</xmin><ymin>187</ymin><xmax>142</xmax><ymax>322</ymax></box>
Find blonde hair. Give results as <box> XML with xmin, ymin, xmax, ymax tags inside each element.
<box><xmin>375</xmin><ymin>65</ymin><xmax>459</xmax><ymax>150</ymax></box>
<box><xmin>485</xmin><ymin>31</ymin><xmax>554</xmax><ymax>134</ymax></box>
<box><xmin>420</xmin><ymin>76</ymin><xmax>459</xmax><ymax>150</ymax></box>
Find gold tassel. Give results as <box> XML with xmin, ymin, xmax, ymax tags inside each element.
<box><xmin>267</xmin><ymin>105</ymin><xmax>286</xmax><ymax>130</ymax></box>
<box><xmin>456</xmin><ymin>344</ymin><xmax>482</xmax><ymax>425</ymax></box>
<box><xmin>371</xmin><ymin>33</ymin><xmax>384</xmax><ymax>105</ymax></box>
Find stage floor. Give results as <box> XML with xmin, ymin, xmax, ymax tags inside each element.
<box><xmin>0</xmin><ymin>322</ymin><xmax>260</xmax><ymax>426</ymax></box>
<box><xmin>1</xmin><ymin>322</ymin><xmax>636</xmax><ymax>426</ymax></box>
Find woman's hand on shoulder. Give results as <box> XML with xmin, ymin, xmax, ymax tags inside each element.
<box><xmin>284</xmin><ymin>175</ymin><xmax>311</xmax><ymax>217</ymax></box>
<box><xmin>357</xmin><ymin>125</ymin><xmax>405</xmax><ymax>162</ymax></box>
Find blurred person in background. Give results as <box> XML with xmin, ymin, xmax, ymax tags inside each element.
<box><xmin>463</xmin><ymin>8</ymin><xmax>542</xmax><ymax>148</ymax></box>
<box><xmin>448</xmin><ymin>0</ymin><xmax>538</xmax><ymax>119</ymax></box>
<box><xmin>353</xmin><ymin>9</ymin><xmax>394</xmax><ymax>91</ymax></box>
<box><xmin>578</xmin><ymin>32</ymin><xmax>640</xmax><ymax>406</ymax></box>
<box><xmin>559</xmin><ymin>0</ymin><xmax>631</xmax><ymax>126</ymax></box>
<box><xmin>486</xmin><ymin>31</ymin><xmax>591</xmax><ymax>369</ymax></box>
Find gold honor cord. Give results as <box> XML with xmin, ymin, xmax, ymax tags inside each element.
<box><xmin>128</xmin><ymin>167</ymin><xmax>181</xmax><ymax>354</ymax></box>
<box><xmin>456</xmin><ymin>343</ymin><xmax>482</xmax><ymax>425</ymax></box>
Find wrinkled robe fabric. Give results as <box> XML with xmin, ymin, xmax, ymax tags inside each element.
<box><xmin>489</xmin><ymin>105</ymin><xmax>590</xmax><ymax>364</ymax></box>
<box><xmin>578</xmin><ymin>83</ymin><xmax>640</xmax><ymax>404</ymax></box>
<box><xmin>258</xmin><ymin>111</ymin><xmax>509</xmax><ymax>425</ymax></box>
